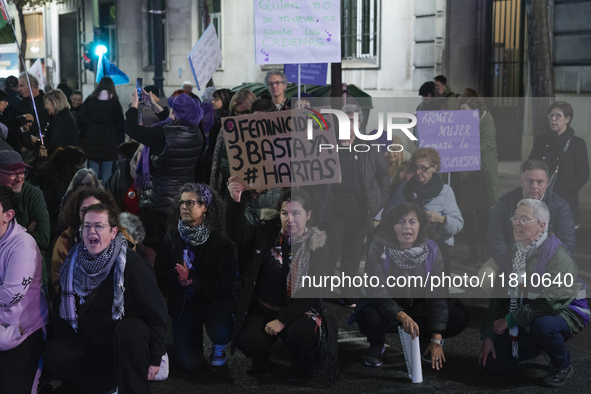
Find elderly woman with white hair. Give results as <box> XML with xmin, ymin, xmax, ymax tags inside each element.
<box><xmin>479</xmin><ymin>198</ymin><xmax>589</xmax><ymax>388</ymax></box>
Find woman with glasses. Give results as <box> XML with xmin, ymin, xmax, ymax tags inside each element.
<box><xmin>50</xmin><ymin>187</ymin><xmax>132</xmax><ymax>294</ymax></box>
<box><xmin>529</xmin><ymin>101</ymin><xmax>589</xmax><ymax>228</ymax></box>
<box><xmin>43</xmin><ymin>203</ymin><xmax>167</xmax><ymax>393</ymax></box>
<box><xmin>0</xmin><ymin>185</ymin><xmax>49</xmax><ymax>393</ymax></box>
<box><xmin>155</xmin><ymin>183</ymin><xmax>236</xmax><ymax>370</ymax></box>
<box><xmin>479</xmin><ymin>198</ymin><xmax>588</xmax><ymax>388</ymax></box>
<box><xmin>386</xmin><ymin>147</ymin><xmax>464</xmax><ymax>273</ymax></box>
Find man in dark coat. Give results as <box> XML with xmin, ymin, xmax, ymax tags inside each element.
<box><xmin>307</xmin><ymin>104</ymin><xmax>389</xmax><ymax>307</ymax></box>
<box><xmin>487</xmin><ymin>159</ymin><xmax>576</xmax><ymax>271</ymax></box>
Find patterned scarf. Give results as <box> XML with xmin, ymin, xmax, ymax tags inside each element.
<box><xmin>178</xmin><ymin>220</ymin><xmax>210</xmax><ymax>246</ymax></box>
<box><xmin>59</xmin><ymin>232</ymin><xmax>128</xmax><ymax>331</ymax></box>
<box><xmin>387</xmin><ymin>243</ymin><xmax>429</xmax><ymax>270</ymax></box>
<box><xmin>508</xmin><ymin>232</ymin><xmax>547</xmax><ymax>357</ymax></box>
<box><xmin>286</xmin><ymin>228</ymin><xmax>318</xmax><ymax>299</ymax></box>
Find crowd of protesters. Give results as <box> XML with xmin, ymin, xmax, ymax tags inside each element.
<box><xmin>0</xmin><ymin>70</ymin><xmax>588</xmax><ymax>393</ymax></box>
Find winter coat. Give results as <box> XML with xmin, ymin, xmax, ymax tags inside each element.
<box><xmin>458</xmin><ymin>110</ymin><xmax>499</xmax><ymax>210</ymax></box>
<box><xmin>387</xmin><ymin>181</ymin><xmax>464</xmax><ymax>246</ymax></box>
<box><xmin>481</xmin><ymin>234</ymin><xmax>588</xmax><ymax>340</ymax></box>
<box><xmin>52</xmin><ymin>247</ymin><xmax>168</xmax><ymax>367</ymax></box>
<box><xmin>309</xmin><ymin>141</ymin><xmax>390</xmax><ymax>225</ymax></box>
<box><xmin>0</xmin><ymin>221</ymin><xmax>49</xmax><ymax>351</ymax></box>
<box><xmin>45</xmin><ymin>109</ymin><xmax>79</xmax><ymax>153</ymax></box>
<box><xmin>227</xmin><ymin>198</ymin><xmax>329</xmax><ymax>353</ymax></box>
<box><xmin>155</xmin><ymin>229</ymin><xmax>237</xmax><ymax>321</ymax></box>
<box><xmin>360</xmin><ymin>232</ymin><xmax>449</xmax><ymax>333</ymax></box>
<box><xmin>487</xmin><ymin>187</ymin><xmax>576</xmax><ymax>270</ymax></box>
<box><xmin>78</xmin><ymin>95</ymin><xmax>125</xmax><ymax>161</ymax></box>
<box><xmin>529</xmin><ymin>127</ymin><xmax>589</xmax><ymax>224</ymax></box>
<box><xmin>125</xmin><ymin>108</ymin><xmax>204</xmax><ymax>216</ymax></box>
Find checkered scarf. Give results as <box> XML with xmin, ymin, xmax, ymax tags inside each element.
<box><xmin>508</xmin><ymin>232</ymin><xmax>547</xmax><ymax>357</ymax></box>
<box><xmin>387</xmin><ymin>243</ymin><xmax>429</xmax><ymax>270</ymax></box>
<box><xmin>59</xmin><ymin>232</ymin><xmax>128</xmax><ymax>331</ymax></box>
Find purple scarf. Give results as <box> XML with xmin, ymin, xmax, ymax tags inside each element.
<box><xmin>134</xmin><ymin>117</ymin><xmax>174</xmax><ymax>191</ymax></box>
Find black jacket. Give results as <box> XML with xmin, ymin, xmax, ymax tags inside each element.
<box><xmin>487</xmin><ymin>187</ymin><xmax>577</xmax><ymax>271</ymax></box>
<box><xmin>227</xmin><ymin>198</ymin><xmax>329</xmax><ymax>353</ymax></box>
<box><xmin>79</xmin><ymin>97</ymin><xmax>125</xmax><ymax>161</ymax></box>
<box><xmin>104</xmin><ymin>159</ymin><xmax>134</xmax><ymax>211</ymax></box>
<box><xmin>529</xmin><ymin>127</ymin><xmax>589</xmax><ymax>223</ymax></box>
<box><xmin>125</xmin><ymin>108</ymin><xmax>204</xmax><ymax>215</ymax></box>
<box><xmin>308</xmin><ymin>139</ymin><xmax>389</xmax><ymax>225</ymax></box>
<box><xmin>45</xmin><ymin>109</ymin><xmax>79</xmax><ymax>153</ymax></box>
<box><xmin>359</xmin><ymin>233</ymin><xmax>449</xmax><ymax>333</ymax></box>
<box><xmin>156</xmin><ymin>229</ymin><xmax>237</xmax><ymax>320</ymax></box>
<box><xmin>51</xmin><ymin>248</ymin><xmax>168</xmax><ymax>366</ymax></box>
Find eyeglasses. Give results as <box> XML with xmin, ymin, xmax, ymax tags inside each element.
<box><xmin>267</xmin><ymin>81</ymin><xmax>285</xmax><ymax>87</ymax></box>
<box><xmin>0</xmin><ymin>169</ymin><xmax>28</xmax><ymax>180</ymax></box>
<box><xmin>547</xmin><ymin>112</ymin><xmax>564</xmax><ymax>120</ymax></box>
<box><xmin>411</xmin><ymin>165</ymin><xmax>434</xmax><ymax>173</ymax></box>
<box><xmin>180</xmin><ymin>200</ymin><xmax>203</xmax><ymax>209</ymax></box>
<box><xmin>80</xmin><ymin>223</ymin><xmax>109</xmax><ymax>233</ymax></box>
<box><xmin>509</xmin><ymin>216</ymin><xmax>539</xmax><ymax>225</ymax></box>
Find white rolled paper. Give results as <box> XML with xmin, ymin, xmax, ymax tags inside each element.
<box><xmin>410</xmin><ymin>336</ymin><xmax>423</xmax><ymax>383</ymax></box>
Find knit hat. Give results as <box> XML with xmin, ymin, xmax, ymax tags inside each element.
<box><xmin>0</xmin><ymin>150</ymin><xmax>31</xmax><ymax>171</ymax></box>
<box><xmin>167</xmin><ymin>93</ymin><xmax>203</xmax><ymax>127</ymax></box>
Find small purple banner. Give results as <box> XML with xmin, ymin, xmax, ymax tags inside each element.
<box><xmin>416</xmin><ymin>110</ymin><xmax>481</xmax><ymax>173</ymax></box>
<box><xmin>284</xmin><ymin>63</ymin><xmax>328</xmax><ymax>86</ymax></box>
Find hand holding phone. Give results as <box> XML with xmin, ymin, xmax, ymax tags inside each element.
<box><xmin>136</xmin><ymin>78</ymin><xmax>143</xmax><ymax>103</ymax></box>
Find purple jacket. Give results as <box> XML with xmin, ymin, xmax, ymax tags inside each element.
<box><xmin>0</xmin><ymin>221</ymin><xmax>48</xmax><ymax>350</ymax></box>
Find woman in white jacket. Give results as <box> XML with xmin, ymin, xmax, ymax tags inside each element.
<box><xmin>0</xmin><ymin>185</ymin><xmax>49</xmax><ymax>393</ymax></box>
<box><xmin>386</xmin><ymin>148</ymin><xmax>464</xmax><ymax>273</ymax></box>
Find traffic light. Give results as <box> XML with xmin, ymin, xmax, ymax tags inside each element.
<box><xmin>82</xmin><ymin>41</ymin><xmax>108</xmax><ymax>72</ymax></box>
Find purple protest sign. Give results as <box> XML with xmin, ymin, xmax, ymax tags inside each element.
<box><xmin>284</xmin><ymin>63</ymin><xmax>328</xmax><ymax>86</ymax></box>
<box><xmin>416</xmin><ymin>110</ymin><xmax>481</xmax><ymax>173</ymax></box>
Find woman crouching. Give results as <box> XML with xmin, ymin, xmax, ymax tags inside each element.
<box><xmin>227</xmin><ymin>178</ymin><xmax>329</xmax><ymax>382</ymax></box>
<box><xmin>356</xmin><ymin>203</ymin><xmax>468</xmax><ymax>370</ymax></box>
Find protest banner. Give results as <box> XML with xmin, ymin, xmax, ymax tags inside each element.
<box><xmin>187</xmin><ymin>24</ymin><xmax>223</xmax><ymax>90</ymax></box>
<box><xmin>284</xmin><ymin>63</ymin><xmax>328</xmax><ymax>85</ymax></box>
<box><xmin>223</xmin><ymin>108</ymin><xmax>341</xmax><ymax>189</ymax></box>
<box><xmin>416</xmin><ymin>110</ymin><xmax>481</xmax><ymax>172</ymax></box>
<box><xmin>254</xmin><ymin>0</ymin><xmax>340</xmax><ymax>64</ymax></box>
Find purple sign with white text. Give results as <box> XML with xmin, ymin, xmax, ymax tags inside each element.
<box><xmin>416</xmin><ymin>110</ymin><xmax>481</xmax><ymax>173</ymax></box>
<box><xmin>284</xmin><ymin>63</ymin><xmax>328</xmax><ymax>86</ymax></box>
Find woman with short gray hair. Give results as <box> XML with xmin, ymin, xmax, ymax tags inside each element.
<box><xmin>479</xmin><ymin>198</ymin><xmax>589</xmax><ymax>388</ymax></box>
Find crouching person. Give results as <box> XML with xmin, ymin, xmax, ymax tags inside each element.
<box><xmin>479</xmin><ymin>199</ymin><xmax>588</xmax><ymax>388</ymax></box>
<box><xmin>227</xmin><ymin>180</ymin><xmax>330</xmax><ymax>383</ymax></box>
<box><xmin>355</xmin><ymin>203</ymin><xmax>468</xmax><ymax>371</ymax></box>
<box><xmin>155</xmin><ymin>183</ymin><xmax>236</xmax><ymax>369</ymax></box>
<box><xmin>43</xmin><ymin>203</ymin><xmax>168</xmax><ymax>393</ymax></box>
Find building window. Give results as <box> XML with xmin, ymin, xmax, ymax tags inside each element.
<box><xmin>341</xmin><ymin>0</ymin><xmax>379</xmax><ymax>61</ymax></box>
<box><xmin>148</xmin><ymin>0</ymin><xmax>167</xmax><ymax>66</ymax></box>
<box><xmin>198</xmin><ymin>0</ymin><xmax>222</xmax><ymax>70</ymax></box>
<box><xmin>99</xmin><ymin>3</ymin><xmax>117</xmax><ymax>64</ymax></box>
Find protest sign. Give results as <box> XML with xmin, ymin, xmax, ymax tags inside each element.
<box><xmin>284</xmin><ymin>63</ymin><xmax>328</xmax><ymax>85</ymax></box>
<box><xmin>223</xmin><ymin>108</ymin><xmax>341</xmax><ymax>189</ymax></box>
<box><xmin>188</xmin><ymin>24</ymin><xmax>223</xmax><ymax>90</ymax></box>
<box><xmin>416</xmin><ymin>110</ymin><xmax>481</xmax><ymax>172</ymax></box>
<box><xmin>254</xmin><ymin>0</ymin><xmax>340</xmax><ymax>64</ymax></box>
